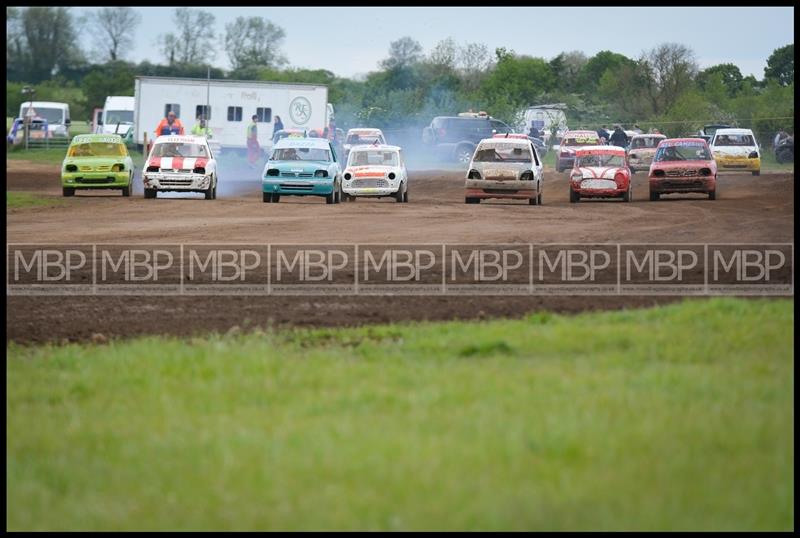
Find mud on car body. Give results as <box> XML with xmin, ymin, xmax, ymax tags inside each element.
<box><xmin>710</xmin><ymin>128</ymin><xmax>761</xmax><ymax>176</ymax></box>
<box><xmin>556</xmin><ymin>130</ymin><xmax>602</xmax><ymax>172</ymax></box>
<box><xmin>648</xmin><ymin>138</ymin><xmax>717</xmax><ymax>200</ymax></box>
<box><xmin>627</xmin><ymin>134</ymin><xmax>666</xmax><ymax>173</ymax></box>
<box><xmin>262</xmin><ymin>138</ymin><xmax>343</xmax><ymax>204</ymax></box>
<box><xmin>569</xmin><ymin>145</ymin><xmax>632</xmax><ymax>203</ymax></box>
<box><xmin>142</xmin><ymin>135</ymin><xmax>218</xmax><ymax>199</ymax></box>
<box><xmin>465</xmin><ymin>135</ymin><xmax>544</xmax><ymax>205</ymax></box>
<box><xmin>61</xmin><ymin>134</ymin><xmax>134</xmax><ymax>197</ymax></box>
<box><xmin>342</xmin><ymin>144</ymin><xmax>408</xmax><ymax>202</ymax></box>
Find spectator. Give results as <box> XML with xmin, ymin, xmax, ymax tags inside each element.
<box><xmin>774</xmin><ymin>129</ymin><xmax>789</xmax><ymax>148</ymax></box>
<box><xmin>597</xmin><ymin>125</ymin><xmax>610</xmax><ymax>141</ymax></box>
<box><xmin>273</xmin><ymin>115</ymin><xmax>284</xmax><ymax>138</ymax></box>
<box><xmin>609</xmin><ymin>125</ymin><xmax>629</xmax><ymax>148</ymax></box>
<box><xmin>247</xmin><ymin>114</ymin><xmax>260</xmax><ymax>168</ymax></box>
<box><xmin>154</xmin><ymin>110</ymin><xmax>184</xmax><ymax>137</ymax></box>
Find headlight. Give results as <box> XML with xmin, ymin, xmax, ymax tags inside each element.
<box><xmin>146</xmin><ymin>165</ymin><xmax>159</xmax><ymax>173</ymax></box>
<box><xmin>652</xmin><ymin>169</ymin><xmax>665</xmax><ymax>178</ymax></box>
<box><xmin>520</xmin><ymin>171</ymin><xmax>533</xmax><ymax>181</ymax></box>
<box><xmin>570</xmin><ymin>173</ymin><xmax>582</xmax><ymax>182</ymax></box>
<box><xmin>344</xmin><ymin>172</ymin><xmax>352</xmax><ymax>180</ymax></box>
<box><xmin>699</xmin><ymin>168</ymin><xmax>713</xmax><ymax>176</ymax></box>
<box><xmin>65</xmin><ymin>164</ymin><xmax>77</xmax><ymax>172</ymax></box>
<box><xmin>614</xmin><ymin>172</ymin><xmax>626</xmax><ymax>183</ymax></box>
<box><xmin>112</xmin><ymin>163</ymin><xmax>125</xmax><ymax>172</ymax></box>
<box><xmin>266</xmin><ymin>168</ymin><xmax>280</xmax><ymax>176</ymax></box>
<box><xmin>315</xmin><ymin>170</ymin><xmax>328</xmax><ymax>178</ymax></box>
<box><xmin>467</xmin><ymin>169</ymin><xmax>481</xmax><ymax>179</ymax></box>
<box><xmin>388</xmin><ymin>172</ymin><xmax>396</xmax><ymax>180</ymax></box>
<box><xmin>193</xmin><ymin>167</ymin><xmax>206</xmax><ymax>174</ymax></box>
<box><xmin>748</xmin><ymin>151</ymin><xmax>759</xmax><ymax>159</ymax></box>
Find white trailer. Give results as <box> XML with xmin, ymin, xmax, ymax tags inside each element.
<box><xmin>133</xmin><ymin>76</ymin><xmax>331</xmax><ymax>151</ymax></box>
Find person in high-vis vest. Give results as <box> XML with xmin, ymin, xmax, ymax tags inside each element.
<box><xmin>154</xmin><ymin>111</ymin><xmax>185</xmax><ymax>138</ymax></box>
<box><xmin>191</xmin><ymin>117</ymin><xmax>212</xmax><ymax>138</ymax></box>
<box><xmin>246</xmin><ymin>114</ymin><xmax>260</xmax><ymax>167</ymax></box>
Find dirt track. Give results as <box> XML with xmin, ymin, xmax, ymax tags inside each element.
<box><xmin>6</xmin><ymin>160</ymin><xmax>794</xmax><ymax>342</ymax></box>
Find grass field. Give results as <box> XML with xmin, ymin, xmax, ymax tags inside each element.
<box><xmin>7</xmin><ymin>191</ymin><xmax>65</xmax><ymax>209</ymax></box>
<box><xmin>6</xmin><ymin>298</ymin><xmax>793</xmax><ymax>531</ymax></box>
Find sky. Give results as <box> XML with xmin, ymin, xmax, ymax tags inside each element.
<box><xmin>73</xmin><ymin>6</ymin><xmax>794</xmax><ymax>79</ymax></box>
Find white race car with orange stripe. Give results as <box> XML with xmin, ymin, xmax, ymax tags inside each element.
<box><xmin>341</xmin><ymin>144</ymin><xmax>408</xmax><ymax>202</ymax></box>
<box><xmin>142</xmin><ymin>135</ymin><xmax>218</xmax><ymax>199</ymax></box>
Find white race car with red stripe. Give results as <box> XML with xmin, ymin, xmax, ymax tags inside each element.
<box><xmin>143</xmin><ymin>135</ymin><xmax>218</xmax><ymax>199</ymax></box>
<box><xmin>569</xmin><ymin>145</ymin><xmax>632</xmax><ymax>203</ymax></box>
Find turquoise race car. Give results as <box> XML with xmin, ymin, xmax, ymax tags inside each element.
<box><xmin>262</xmin><ymin>138</ymin><xmax>343</xmax><ymax>204</ymax></box>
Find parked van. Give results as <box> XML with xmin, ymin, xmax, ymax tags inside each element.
<box><xmin>18</xmin><ymin>101</ymin><xmax>71</xmax><ymax>138</ymax></box>
<box><xmin>97</xmin><ymin>96</ymin><xmax>135</xmax><ymax>136</ymax></box>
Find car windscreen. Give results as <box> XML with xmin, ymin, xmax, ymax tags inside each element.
<box><xmin>152</xmin><ymin>143</ymin><xmax>208</xmax><ymax>158</ymax></box>
<box><xmin>348</xmin><ymin>150</ymin><xmax>398</xmax><ymax>167</ymax></box>
<box><xmin>68</xmin><ymin>142</ymin><xmax>126</xmax><ymax>157</ymax></box>
<box><xmin>714</xmin><ymin>134</ymin><xmax>755</xmax><ymax>146</ymax></box>
<box><xmin>105</xmin><ymin>110</ymin><xmax>134</xmax><ymax>124</ymax></box>
<box><xmin>576</xmin><ymin>154</ymin><xmax>624</xmax><ymax>167</ymax></box>
<box><xmin>473</xmin><ymin>143</ymin><xmax>531</xmax><ymax>163</ymax></box>
<box><xmin>29</xmin><ymin>107</ymin><xmax>64</xmax><ymax>124</ymax></box>
<box><xmin>630</xmin><ymin>137</ymin><xmax>661</xmax><ymax>149</ymax></box>
<box><xmin>563</xmin><ymin>135</ymin><xmax>599</xmax><ymax>146</ymax></box>
<box><xmin>654</xmin><ymin>144</ymin><xmax>710</xmax><ymax>162</ymax></box>
<box><xmin>272</xmin><ymin>147</ymin><xmax>331</xmax><ymax>162</ymax></box>
<box><xmin>346</xmin><ymin>134</ymin><xmax>381</xmax><ymax>145</ymax></box>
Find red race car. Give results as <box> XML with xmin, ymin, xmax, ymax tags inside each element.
<box><xmin>648</xmin><ymin>138</ymin><xmax>717</xmax><ymax>201</ymax></box>
<box><xmin>569</xmin><ymin>145</ymin><xmax>632</xmax><ymax>203</ymax></box>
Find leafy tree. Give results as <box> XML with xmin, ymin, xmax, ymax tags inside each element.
<box><xmin>81</xmin><ymin>61</ymin><xmax>136</xmax><ymax>112</ymax></box>
<box><xmin>696</xmin><ymin>63</ymin><xmax>743</xmax><ymax>97</ymax></box>
<box><xmin>224</xmin><ymin>17</ymin><xmax>288</xmax><ymax>71</ymax></box>
<box><xmin>764</xmin><ymin>44</ymin><xmax>793</xmax><ymax>86</ymax></box>
<box><xmin>158</xmin><ymin>8</ymin><xmax>216</xmax><ymax>65</ymax></box>
<box><xmin>8</xmin><ymin>7</ymin><xmax>84</xmax><ymax>83</ymax></box>
<box><xmin>549</xmin><ymin>50</ymin><xmax>587</xmax><ymax>93</ymax></box>
<box><xmin>482</xmin><ymin>52</ymin><xmax>555</xmax><ymax>110</ymax></box>
<box><xmin>89</xmin><ymin>8</ymin><xmax>141</xmax><ymax>62</ymax></box>
<box><xmin>638</xmin><ymin>43</ymin><xmax>698</xmax><ymax>115</ymax></box>
<box><xmin>578</xmin><ymin>50</ymin><xmax>634</xmax><ymax>92</ymax></box>
<box><xmin>380</xmin><ymin>37</ymin><xmax>423</xmax><ymax>70</ymax></box>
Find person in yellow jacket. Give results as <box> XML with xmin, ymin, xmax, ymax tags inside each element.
<box><xmin>191</xmin><ymin>117</ymin><xmax>213</xmax><ymax>138</ymax></box>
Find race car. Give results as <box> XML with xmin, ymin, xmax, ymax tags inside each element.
<box><xmin>710</xmin><ymin>128</ymin><xmax>761</xmax><ymax>176</ymax></box>
<box><xmin>648</xmin><ymin>138</ymin><xmax>717</xmax><ymax>200</ymax></box>
<box><xmin>342</xmin><ymin>144</ymin><xmax>408</xmax><ymax>202</ymax></box>
<box><xmin>627</xmin><ymin>133</ymin><xmax>666</xmax><ymax>173</ymax></box>
<box><xmin>142</xmin><ymin>135</ymin><xmax>218</xmax><ymax>199</ymax></box>
<box><xmin>61</xmin><ymin>134</ymin><xmax>134</xmax><ymax>197</ymax></box>
<box><xmin>342</xmin><ymin>128</ymin><xmax>386</xmax><ymax>160</ymax></box>
<box><xmin>465</xmin><ymin>136</ymin><xmax>544</xmax><ymax>205</ymax></box>
<box><xmin>271</xmin><ymin>129</ymin><xmax>308</xmax><ymax>145</ymax></box>
<box><xmin>556</xmin><ymin>130</ymin><xmax>602</xmax><ymax>172</ymax></box>
<box><xmin>262</xmin><ymin>137</ymin><xmax>343</xmax><ymax>204</ymax></box>
<box><xmin>569</xmin><ymin>145</ymin><xmax>632</xmax><ymax>203</ymax></box>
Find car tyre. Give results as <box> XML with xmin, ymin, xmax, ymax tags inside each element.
<box><xmin>752</xmin><ymin>170</ymin><xmax>760</xmax><ymax>176</ymax></box>
<box><xmin>263</xmin><ymin>192</ymin><xmax>272</xmax><ymax>203</ymax></box>
<box><xmin>650</xmin><ymin>191</ymin><xmax>660</xmax><ymax>201</ymax></box>
<box><xmin>144</xmin><ymin>188</ymin><xmax>157</xmax><ymax>199</ymax></box>
<box><xmin>465</xmin><ymin>197</ymin><xmax>480</xmax><ymax>204</ymax></box>
<box><xmin>403</xmin><ymin>187</ymin><xmax>409</xmax><ymax>203</ymax></box>
<box><xmin>455</xmin><ymin>144</ymin><xmax>474</xmax><ymax>165</ymax></box>
<box><xmin>326</xmin><ymin>189</ymin><xmax>336</xmax><ymax>204</ymax></box>
<box><xmin>537</xmin><ymin>191</ymin><xmax>543</xmax><ymax>205</ymax></box>
<box><xmin>708</xmin><ymin>190</ymin><xmax>716</xmax><ymax>200</ymax></box>
<box><xmin>569</xmin><ymin>189</ymin><xmax>579</xmax><ymax>203</ymax></box>
<box><xmin>62</xmin><ymin>187</ymin><xmax>75</xmax><ymax>197</ymax></box>
<box><xmin>623</xmin><ymin>186</ymin><xmax>632</xmax><ymax>202</ymax></box>
<box><xmin>395</xmin><ymin>182</ymin><xmax>406</xmax><ymax>203</ymax></box>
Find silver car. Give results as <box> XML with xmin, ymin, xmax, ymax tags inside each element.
<box><xmin>465</xmin><ymin>136</ymin><xmax>544</xmax><ymax>205</ymax></box>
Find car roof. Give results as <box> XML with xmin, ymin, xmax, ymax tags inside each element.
<box><xmin>273</xmin><ymin>137</ymin><xmax>331</xmax><ymax>149</ymax></box>
<box><xmin>564</xmin><ymin>130</ymin><xmax>600</xmax><ymax>137</ymax></box>
<box><xmin>154</xmin><ymin>135</ymin><xmax>208</xmax><ymax>145</ymax></box>
<box><xmin>714</xmin><ymin>128</ymin><xmax>754</xmax><ymax>136</ymax></box>
<box><xmin>348</xmin><ymin>144</ymin><xmax>401</xmax><ymax>152</ymax></box>
<box><xmin>347</xmin><ymin>128</ymin><xmax>383</xmax><ymax>134</ymax></box>
<box><xmin>70</xmin><ymin>134</ymin><xmax>124</xmax><ymax>144</ymax></box>
<box><xmin>477</xmin><ymin>137</ymin><xmax>530</xmax><ymax>147</ymax></box>
<box><xmin>576</xmin><ymin>145</ymin><xmax>626</xmax><ymax>155</ymax></box>
<box><xmin>20</xmin><ymin>101</ymin><xmax>69</xmax><ymax>108</ymax></box>
<box><xmin>631</xmin><ymin>133</ymin><xmax>666</xmax><ymax>139</ymax></box>
<box><xmin>658</xmin><ymin>137</ymin><xmax>709</xmax><ymax>146</ymax></box>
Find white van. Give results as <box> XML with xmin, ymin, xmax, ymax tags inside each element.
<box><xmin>97</xmin><ymin>96</ymin><xmax>135</xmax><ymax>136</ymax></box>
<box><xmin>18</xmin><ymin>101</ymin><xmax>71</xmax><ymax>137</ymax></box>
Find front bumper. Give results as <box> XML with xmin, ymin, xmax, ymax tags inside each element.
<box><xmin>650</xmin><ymin>176</ymin><xmax>715</xmax><ymax>194</ymax></box>
<box><xmin>572</xmin><ymin>179</ymin><xmax>627</xmax><ymax>198</ymax></box>
<box><xmin>343</xmin><ymin>177</ymin><xmax>401</xmax><ymax>196</ymax></box>
<box><xmin>714</xmin><ymin>156</ymin><xmax>760</xmax><ymax>171</ymax></box>
<box><xmin>263</xmin><ymin>178</ymin><xmax>334</xmax><ymax>196</ymax></box>
<box><xmin>465</xmin><ymin>179</ymin><xmax>538</xmax><ymax>200</ymax></box>
<box><xmin>557</xmin><ymin>155</ymin><xmax>575</xmax><ymax>170</ymax></box>
<box><xmin>144</xmin><ymin>172</ymin><xmax>212</xmax><ymax>191</ymax></box>
<box><xmin>62</xmin><ymin>172</ymin><xmax>129</xmax><ymax>187</ymax></box>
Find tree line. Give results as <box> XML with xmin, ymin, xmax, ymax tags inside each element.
<box><xmin>6</xmin><ymin>7</ymin><xmax>795</xmax><ymax>144</ymax></box>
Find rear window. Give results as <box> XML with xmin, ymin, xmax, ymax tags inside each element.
<box><xmin>714</xmin><ymin>134</ymin><xmax>755</xmax><ymax>146</ymax></box>
<box><xmin>563</xmin><ymin>134</ymin><xmax>600</xmax><ymax>146</ymax></box>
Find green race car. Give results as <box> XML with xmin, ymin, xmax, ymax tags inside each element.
<box><xmin>61</xmin><ymin>134</ymin><xmax>134</xmax><ymax>197</ymax></box>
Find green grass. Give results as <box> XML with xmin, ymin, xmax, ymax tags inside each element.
<box><xmin>6</xmin><ymin>298</ymin><xmax>794</xmax><ymax>531</ymax></box>
<box><xmin>6</xmin><ymin>147</ymin><xmax>146</xmax><ymax>168</ymax></box>
<box><xmin>6</xmin><ymin>191</ymin><xmax>65</xmax><ymax>209</ymax></box>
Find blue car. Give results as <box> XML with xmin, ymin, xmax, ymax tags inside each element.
<box><xmin>262</xmin><ymin>138</ymin><xmax>343</xmax><ymax>204</ymax></box>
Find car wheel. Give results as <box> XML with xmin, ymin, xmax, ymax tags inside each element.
<box><xmin>708</xmin><ymin>190</ymin><xmax>716</xmax><ymax>200</ymax></box>
<box><xmin>326</xmin><ymin>189</ymin><xmax>336</xmax><ymax>204</ymax></box>
<box><xmin>537</xmin><ymin>192</ymin><xmax>543</xmax><ymax>205</ymax></box>
<box><xmin>144</xmin><ymin>188</ymin><xmax>157</xmax><ymax>199</ymax></box>
<box><xmin>528</xmin><ymin>196</ymin><xmax>537</xmax><ymax>206</ymax></box>
<box><xmin>122</xmin><ymin>185</ymin><xmax>131</xmax><ymax>197</ymax></box>
<box><xmin>403</xmin><ymin>186</ymin><xmax>409</xmax><ymax>203</ymax></box>
<box><xmin>263</xmin><ymin>192</ymin><xmax>272</xmax><ymax>203</ymax></box>
<box><xmin>623</xmin><ymin>187</ymin><xmax>631</xmax><ymax>202</ymax></box>
<box><xmin>204</xmin><ymin>186</ymin><xmax>214</xmax><ymax>200</ymax></box>
<box><xmin>395</xmin><ymin>182</ymin><xmax>405</xmax><ymax>203</ymax></box>
<box><xmin>650</xmin><ymin>191</ymin><xmax>660</xmax><ymax>201</ymax></box>
<box><xmin>752</xmin><ymin>170</ymin><xmax>760</xmax><ymax>176</ymax></box>
<box><xmin>569</xmin><ymin>189</ymin><xmax>579</xmax><ymax>203</ymax></box>
<box><xmin>465</xmin><ymin>197</ymin><xmax>480</xmax><ymax>204</ymax></box>
<box><xmin>273</xmin><ymin>194</ymin><xmax>280</xmax><ymax>203</ymax></box>
<box><xmin>455</xmin><ymin>144</ymin><xmax>473</xmax><ymax>164</ymax></box>
<box><xmin>62</xmin><ymin>187</ymin><xmax>75</xmax><ymax>197</ymax></box>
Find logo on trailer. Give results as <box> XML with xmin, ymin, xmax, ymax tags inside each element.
<box><xmin>290</xmin><ymin>96</ymin><xmax>312</xmax><ymax>125</ymax></box>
